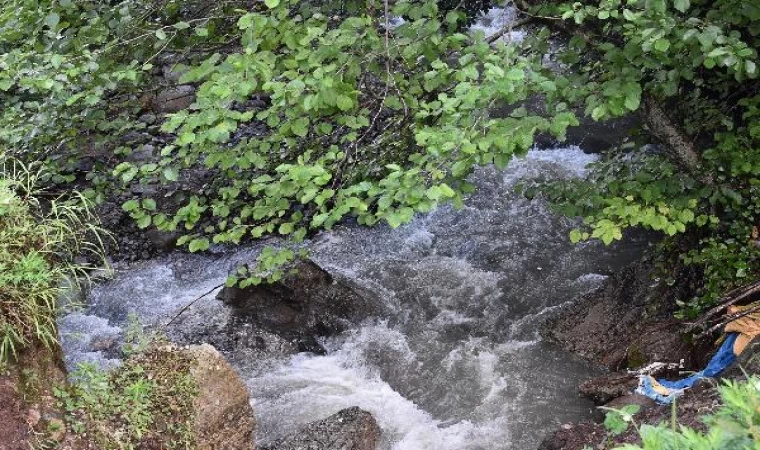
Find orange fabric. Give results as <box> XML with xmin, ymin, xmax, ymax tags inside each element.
<box><xmin>645</xmin><ymin>375</ymin><xmax>676</xmax><ymax>396</ymax></box>
<box><xmin>724</xmin><ymin>305</ymin><xmax>760</xmax><ymax>355</ymax></box>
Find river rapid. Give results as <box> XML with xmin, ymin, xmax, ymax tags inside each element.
<box><xmin>58</xmin><ymin>145</ymin><xmax>649</xmax><ymax>450</ymax></box>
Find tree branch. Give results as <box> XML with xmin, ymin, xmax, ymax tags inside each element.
<box><xmin>641</xmin><ymin>95</ymin><xmax>712</xmax><ymax>184</ymax></box>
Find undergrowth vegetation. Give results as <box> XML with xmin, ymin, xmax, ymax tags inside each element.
<box><xmin>55</xmin><ymin>345</ymin><xmax>198</xmax><ymax>450</ymax></box>
<box><xmin>0</xmin><ymin>159</ymin><xmax>106</xmax><ymax>364</ymax></box>
<box><xmin>602</xmin><ymin>376</ymin><xmax>760</xmax><ymax>450</ymax></box>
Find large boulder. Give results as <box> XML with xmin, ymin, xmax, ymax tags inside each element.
<box><xmin>217</xmin><ymin>259</ymin><xmax>380</xmax><ymax>353</ymax></box>
<box><xmin>262</xmin><ymin>407</ymin><xmax>381</xmax><ymax>450</ymax></box>
<box><xmin>492</xmin><ymin>94</ymin><xmax>643</xmax><ymax>153</ymax></box>
<box><xmin>186</xmin><ymin>344</ymin><xmax>256</xmax><ymax>450</ymax></box>
<box><xmin>132</xmin><ymin>343</ymin><xmax>256</xmax><ymax>450</ymax></box>
<box><xmin>541</xmin><ymin>258</ymin><xmax>697</xmax><ymax>370</ymax></box>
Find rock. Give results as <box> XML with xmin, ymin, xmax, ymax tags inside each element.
<box><xmin>185</xmin><ymin>344</ymin><xmax>256</xmax><ymax>450</ymax></box>
<box><xmin>145</xmin><ymin>228</ymin><xmax>179</xmax><ymax>252</ymax></box>
<box><xmin>578</xmin><ymin>372</ymin><xmax>638</xmax><ymax>405</ymax></box>
<box><xmin>535</xmin><ymin>113</ymin><xmax>642</xmax><ymax>154</ymax></box>
<box><xmin>538</xmin><ymin>421</ymin><xmax>605</xmax><ymax>450</ymax></box>
<box><xmin>542</xmin><ymin>258</ymin><xmax>697</xmax><ymax>370</ymax></box>
<box><xmin>604</xmin><ymin>393</ymin><xmax>656</xmax><ymax>411</ymax></box>
<box><xmin>139</xmin><ymin>113</ymin><xmax>157</xmax><ymax>125</ymax></box>
<box><xmin>162</xmin><ymin>64</ymin><xmax>189</xmax><ymax>83</ymax></box>
<box><xmin>492</xmin><ymin>94</ymin><xmax>642</xmax><ymax>153</ymax></box>
<box><xmin>217</xmin><ymin>259</ymin><xmax>380</xmax><ymax>353</ymax></box>
<box><xmin>111</xmin><ymin>344</ymin><xmax>256</xmax><ymax>450</ymax></box>
<box><xmin>126</xmin><ymin>143</ymin><xmax>157</xmax><ymax>163</ymax></box>
<box><xmin>152</xmin><ymin>85</ymin><xmax>196</xmax><ymax>113</ymax></box>
<box><xmin>262</xmin><ymin>407</ymin><xmax>380</xmax><ymax>450</ymax></box>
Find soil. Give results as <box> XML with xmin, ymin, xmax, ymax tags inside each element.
<box><xmin>0</xmin><ymin>377</ymin><xmax>29</xmax><ymax>450</ymax></box>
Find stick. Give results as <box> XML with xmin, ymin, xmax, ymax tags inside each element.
<box><xmin>486</xmin><ymin>17</ymin><xmax>535</xmax><ymax>44</ymax></box>
<box><xmin>162</xmin><ymin>282</ymin><xmax>223</xmax><ymax>328</ymax></box>
<box><xmin>695</xmin><ymin>302</ymin><xmax>760</xmax><ymax>339</ymax></box>
<box><xmin>686</xmin><ymin>280</ymin><xmax>760</xmax><ymax>331</ymax></box>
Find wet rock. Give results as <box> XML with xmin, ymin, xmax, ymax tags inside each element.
<box><xmin>162</xmin><ymin>64</ymin><xmax>189</xmax><ymax>83</ymax></box>
<box><xmin>493</xmin><ymin>94</ymin><xmax>643</xmax><ymax>153</ymax></box>
<box><xmin>139</xmin><ymin>113</ymin><xmax>157</xmax><ymax>125</ymax></box>
<box><xmin>126</xmin><ymin>143</ymin><xmax>157</xmax><ymax>164</ymax></box>
<box><xmin>217</xmin><ymin>259</ymin><xmax>380</xmax><ymax>352</ymax></box>
<box><xmin>262</xmin><ymin>407</ymin><xmax>380</xmax><ymax>450</ymax></box>
<box><xmin>579</xmin><ymin>372</ymin><xmax>638</xmax><ymax>405</ymax></box>
<box><xmin>536</xmin><ymin>113</ymin><xmax>642</xmax><ymax>154</ymax></box>
<box><xmin>604</xmin><ymin>393</ymin><xmax>656</xmax><ymax>410</ymax></box>
<box><xmin>152</xmin><ymin>85</ymin><xmax>196</xmax><ymax>113</ymax></box>
<box><xmin>542</xmin><ymin>258</ymin><xmax>696</xmax><ymax>370</ymax></box>
<box><xmin>145</xmin><ymin>228</ymin><xmax>179</xmax><ymax>252</ymax></box>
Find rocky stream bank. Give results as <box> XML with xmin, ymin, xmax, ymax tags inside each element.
<box><xmin>539</xmin><ymin>256</ymin><xmax>760</xmax><ymax>449</ymax></box>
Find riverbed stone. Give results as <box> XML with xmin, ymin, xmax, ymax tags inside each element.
<box><xmin>262</xmin><ymin>407</ymin><xmax>381</xmax><ymax>450</ymax></box>
<box><xmin>217</xmin><ymin>259</ymin><xmax>380</xmax><ymax>353</ymax></box>
<box><xmin>578</xmin><ymin>372</ymin><xmax>639</xmax><ymax>405</ymax></box>
<box><xmin>185</xmin><ymin>344</ymin><xmax>256</xmax><ymax>450</ymax></box>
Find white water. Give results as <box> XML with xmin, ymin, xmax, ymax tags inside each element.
<box><xmin>59</xmin><ymin>147</ymin><xmax>650</xmax><ymax>450</ymax></box>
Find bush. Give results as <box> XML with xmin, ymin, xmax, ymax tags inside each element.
<box><xmin>608</xmin><ymin>376</ymin><xmax>760</xmax><ymax>450</ymax></box>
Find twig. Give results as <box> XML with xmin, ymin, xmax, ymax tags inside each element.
<box><xmin>162</xmin><ymin>282</ymin><xmax>224</xmax><ymax>328</ymax></box>
<box><xmin>486</xmin><ymin>17</ymin><xmax>535</xmax><ymax>44</ymax></box>
<box><xmin>686</xmin><ymin>280</ymin><xmax>760</xmax><ymax>331</ymax></box>
<box><xmin>695</xmin><ymin>302</ymin><xmax>760</xmax><ymax>339</ymax></box>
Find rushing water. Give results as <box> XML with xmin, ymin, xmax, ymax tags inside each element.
<box><xmin>58</xmin><ymin>147</ymin><xmax>649</xmax><ymax>450</ymax></box>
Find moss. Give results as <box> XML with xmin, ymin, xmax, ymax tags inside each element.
<box><xmin>58</xmin><ymin>344</ymin><xmax>199</xmax><ymax>450</ymax></box>
<box><xmin>626</xmin><ymin>346</ymin><xmax>647</xmax><ymax>369</ymax></box>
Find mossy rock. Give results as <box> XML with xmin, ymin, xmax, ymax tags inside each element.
<box><xmin>62</xmin><ymin>343</ymin><xmax>256</xmax><ymax>450</ymax></box>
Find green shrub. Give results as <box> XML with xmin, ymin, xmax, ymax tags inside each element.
<box><xmin>0</xmin><ymin>158</ymin><xmax>106</xmax><ymax>364</ymax></box>
<box><xmin>613</xmin><ymin>376</ymin><xmax>760</xmax><ymax>450</ymax></box>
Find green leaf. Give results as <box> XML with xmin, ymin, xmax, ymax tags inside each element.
<box><xmin>291</xmin><ymin>117</ymin><xmax>310</xmax><ymax>137</ymax></box>
<box><xmin>155</xmin><ymin>29</ymin><xmax>168</xmax><ymax>40</ymax></box>
<box><xmin>426</xmin><ymin>185</ymin><xmax>443</xmax><ymax>200</ymax></box>
<box><xmin>673</xmin><ymin>0</ymin><xmax>690</xmax><ymax>12</ymax></box>
<box><xmin>136</xmin><ymin>215</ymin><xmax>152</xmax><ymax>229</ymax></box>
<box><xmin>278</xmin><ymin>222</ymin><xmax>294</xmax><ymax>235</ymax></box>
<box><xmin>122</xmin><ymin>200</ymin><xmax>139</xmax><ymax>212</ymax></box>
<box><xmin>163</xmin><ymin>167</ymin><xmax>179</xmax><ymax>182</ymax></box>
<box><xmin>624</xmin><ymin>83</ymin><xmax>642</xmax><ymax>111</ymax></box>
<box><xmin>188</xmin><ymin>238</ymin><xmax>210</xmax><ymax>252</ymax></box>
<box><xmin>142</xmin><ymin>199</ymin><xmax>157</xmax><ymax>211</ymax></box>
<box><xmin>746</xmin><ymin>60</ymin><xmax>757</xmax><ymax>76</ymax></box>
<box><xmin>654</xmin><ymin>38</ymin><xmax>670</xmax><ymax>52</ymax></box>
<box><xmin>44</xmin><ymin>13</ymin><xmax>60</xmax><ymax>29</ymax></box>
<box><xmin>336</xmin><ymin>95</ymin><xmax>354</xmax><ymax>111</ymax></box>
<box><xmin>265</xmin><ymin>0</ymin><xmax>280</xmax><ymax>8</ymax></box>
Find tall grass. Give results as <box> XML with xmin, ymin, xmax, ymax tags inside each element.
<box><xmin>0</xmin><ymin>157</ymin><xmax>108</xmax><ymax>364</ymax></box>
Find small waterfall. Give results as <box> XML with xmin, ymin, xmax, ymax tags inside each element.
<box><xmin>59</xmin><ymin>146</ymin><xmax>650</xmax><ymax>450</ymax></box>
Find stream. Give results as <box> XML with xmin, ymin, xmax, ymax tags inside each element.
<box><xmin>58</xmin><ymin>146</ymin><xmax>649</xmax><ymax>450</ymax></box>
